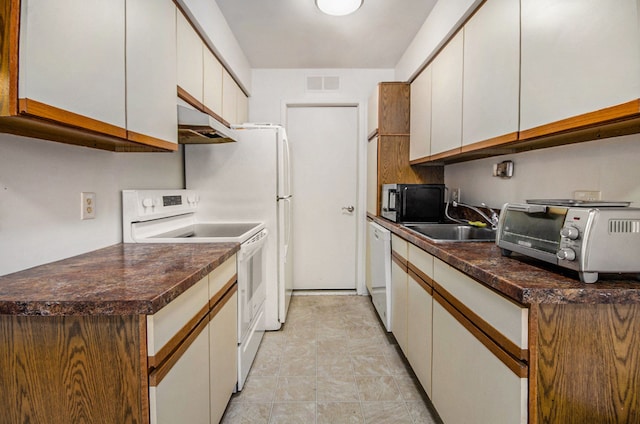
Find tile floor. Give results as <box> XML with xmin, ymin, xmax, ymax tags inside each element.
<box><xmin>221</xmin><ymin>294</ymin><xmax>442</xmax><ymax>424</ymax></box>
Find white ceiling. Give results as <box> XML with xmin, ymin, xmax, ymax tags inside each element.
<box><xmin>215</xmin><ymin>0</ymin><xmax>438</xmax><ymax>69</ymax></box>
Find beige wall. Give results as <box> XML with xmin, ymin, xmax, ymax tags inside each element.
<box><xmin>444</xmin><ymin>133</ymin><xmax>640</xmax><ymax>209</ymax></box>
<box><xmin>0</xmin><ymin>134</ymin><xmax>183</xmax><ymax>275</ymax></box>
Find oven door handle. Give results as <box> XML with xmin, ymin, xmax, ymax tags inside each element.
<box><xmin>238</xmin><ymin>229</ymin><xmax>268</xmax><ymax>261</ymax></box>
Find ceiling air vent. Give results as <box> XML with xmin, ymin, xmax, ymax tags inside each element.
<box><xmin>306</xmin><ymin>76</ymin><xmax>340</xmax><ymax>91</ymax></box>
<box><xmin>609</xmin><ymin>219</ymin><xmax>640</xmax><ymax>234</ymax></box>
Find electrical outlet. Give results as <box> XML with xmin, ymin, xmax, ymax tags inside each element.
<box><xmin>451</xmin><ymin>188</ymin><xmax>461</xmax><ymax>203</ymax></box>
<box><xmin>573</xmin><ymin>190</ymin><xmax>601</xmax><ymax>201</ymax></box>
<box><xmin>81</xmin><ymin>192</ymin><xmax>96</xmax><ymax>220</ymax></box>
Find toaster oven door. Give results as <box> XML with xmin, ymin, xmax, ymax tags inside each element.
<box><xmin>497</xmin><ymin>205</ymin><xmax>567</xmax><ymax>261</ymax></box>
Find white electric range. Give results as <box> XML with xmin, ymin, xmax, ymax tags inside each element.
<box><xmin>122</xmin><ymin>189</ymin><xmax>266</xmax><ymax>390</ymax></box>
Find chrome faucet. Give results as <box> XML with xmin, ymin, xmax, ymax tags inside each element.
<box><xmin>452</xmin><ymin>201</ymin><xmax>500</xmax><ymax>230</ymax></box>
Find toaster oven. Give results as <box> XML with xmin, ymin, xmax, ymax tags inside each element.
<box><xmin>496</xmin><ymin>200</ymin><xmax>640</xmax><ymax>283</ymax></box>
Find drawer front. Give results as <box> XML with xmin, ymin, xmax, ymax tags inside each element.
<box><xmin>147</xmin><ymin>275</ymin><xmax>209</xmax><ymax>358</ymax></box>
<box><xmin>408</xmin><ymin>243</ymin><xmax>433</xmax><ymax>279</ymax></box>
<box><xmin>391</xmin><ymin>233</ymin><xmax>408</xmax><ymax>258</ymax></box>
<box><xmin>433</xmin><ymin>258</ymin><xmax>528</xmax><ymax>350</ymax></box>
<box><xmin>209</xmin><ymin>254</ymin><xmax>237</xmax><ymax>301</ymax></box>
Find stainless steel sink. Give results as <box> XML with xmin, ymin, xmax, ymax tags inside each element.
<box><xmin>404</xmin><ymin>223</ymin><xmax>496</xmax><ymax>242</ymax></box>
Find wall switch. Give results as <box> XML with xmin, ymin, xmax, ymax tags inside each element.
<box><xmin>81</xmin><ymin>192</ymin><xmax>96</xmax><ymax>220</ymax></box>
<box><xmin>451</xmin><ymin>188</ymin><xmax>461</xmax><ymax>203</ymax></box>
<box><xmin>573</xmin><ymin>190</ymin><xmax>601</xmax><ymax>201</ymax></box>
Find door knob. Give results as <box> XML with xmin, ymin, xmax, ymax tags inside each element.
<box><xmin>342</xmin><ymin>206</ymin><xmax>355</xmax><ymax>213</ymax></box>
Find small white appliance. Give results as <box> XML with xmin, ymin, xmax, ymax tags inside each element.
<box><xmin>122</xmin><ymin>189</ymin><xmax>266</xmax><ymax>390</ymax></box>
<box><xmin>185</xmin><ymin>124</ymin><xmax>293</xmax><ymax>331</ymax></box>
<box><xmin>367</xmin><ymin>221</ymin><xmax>392</xmax><ymax>331</ymax></box>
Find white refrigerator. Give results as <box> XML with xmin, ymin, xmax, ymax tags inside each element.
<box><xmin>185</xmin><ymin>124</ymin><xmax>293</xmax><ymax>331</ymax></box>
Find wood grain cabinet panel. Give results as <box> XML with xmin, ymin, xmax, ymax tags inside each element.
<box><xmin>0</xmin><ymin>315</ymin><xmax>146</xmax><ymax>424</ymax></box>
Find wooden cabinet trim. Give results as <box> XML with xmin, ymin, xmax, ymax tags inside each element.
<box><xmin>520</xmin><ymin>98</ymin><xmax>640</xmax><ymax>140</ymax></box>
<box><xmin>19</xmin><ymin>98</ymin><xmax>127</xmax><ymax>139</ymax></box>
<box><xmin>460</xmin><ymin>131</ymin><xmax>519</xmax><ymax>153</ymax></box>
<box><xmin>209</xmin><ymin>274</ymin><xmax>237</xmax><ymax>309</ymax></box>
<box><xmin>147</xmin><ymin>302</ymin><xmax>210</xmax><ymax>370</ymax></box>
<box><xmin>391</xmin><ymin>250</ymin><xmax>408</xmax><ymax>271</ymax></box>
<box><xmin>429</xmin><ymin>146</ymin><xmax>462</xmax><ymax>162</ymax></box>
<box><xmin>127</xmin><ymin>130</ymin><xmax>178</xmax><ymax>151</ymax></box>
<box><xmin>138</xmin><ymin>315</ymin><xmax>151</xmax><ymax>424</ymax></box>
<box><xmin>408</xmin><ymin>267</ymin><xmax>433</xmax><ymax>296</ymax></box>
<box><xmin>0</xmin><ymin>0</ymin><xmax>19</xmax><ymax>117</ymax></box>
<box><xmin>434</xmin><ymin>291</ymin><xmax>528</xmax><ymax>378</ymax></box>
<box><xmin>178</xmin><ymin>85</ymin><xmax>231</xmax><ymax>128</ymax></box>
<box><xmin>407</xmin><ymin>261</ymin><xmax>434</xmax><ymax>288</ymax></box>
<box><xmin>434</xmin><ymin>281</ymin><xmax>528</xmax><ymax>364</ymax></box>
<box><xmin>148</xmin><ymin>311</ymin><xmax>209</xmax><ymax>387</ymax></box>
<box><xmin>209</xmin><ymin>282</ymin><xmax>237</xmax><ymax>322</ymax></box>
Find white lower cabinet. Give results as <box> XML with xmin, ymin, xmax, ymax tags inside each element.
<box><xmin>210</xmin><ymin>291</ymin><xmax>238</xmax><ymax>424</ymax></box>
<box><xmin>432</xmin><ymin>299</ymin><xmax>527</xmax><ymax>424</ymax></box>
<box><xmin>150</xmin><ymin>324</ymin><xmax>210</xmax><ymax>424</ymax></box>
<box><xmin>148</xmin><ymin>255</ymin><xmax>238</xmax><ymax>424</ymax></box>
<box><xmin>407</xmin><ymin>274</ymin><xmax>432</xmax><ymax>397</ymax></box>
<box><xmin>385</xmin><ymin>235</ymin><xmax>528</xmax><ymax>423</ymax></box>
<box><xmin>391</xmin><ymin>235</ymin><xmax>409</xmax><ymax>354</ymax></box>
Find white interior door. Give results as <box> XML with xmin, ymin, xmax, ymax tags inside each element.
<box><xmin>287</xmin><ymin>106</ymin><xmax>359</xmax><ymax>290</ymax></box>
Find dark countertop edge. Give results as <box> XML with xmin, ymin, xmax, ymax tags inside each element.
<box><xmin>0</xmin><ymin>243</ymin><xmax>240</xmax><ymax>316</ymax></box>
<box><xmin>369</xmin><ymin>214</ymin><xmax>640</xmax><ymax>306</ymax></box>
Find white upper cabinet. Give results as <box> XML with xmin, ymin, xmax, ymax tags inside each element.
<box><xmin>462</xmin><ymin>0</ymin><xmax>520</xmax><ymax>146</ymax></box>
<box><xmin>203</xmin><ymin>49</ymin><xmax>223</xmax><ymax>118</ymax></box>
<box><xmin>237</xmin><ymin>89</ymin><xmax>249</xmax><ymax>124</ymax></box>
<box><xmin>222</xmin><ymin>69</ymin><xmax>238</xmax><ymax>124</ymax></box>
<box><xmin>520</xmin><ymin>0</ymin><xmax>640</xmax><ymax>132</ymax></box>
<box><xmin>409</xmin><ymin>65</ymin><xmax>432</xmax><ymax>161</ymax></box>
<box><xmin>19</xmin><ymin>0</ymin><xmax>126</xmax><ymax>130</ymax></box>
<box><xmin>177</xmin><ymin>11</ymin><xmax>203</xmax><ymax>103</ymax></box>
<box><xmin>430</xmin><ymin>31</ymin><xmax>464</xmax><ymax>156</ymax></box>
<box><xmin>126</xmin><ymin>0</ymin><xmax>177</xmax><ymax>144</ymax></box>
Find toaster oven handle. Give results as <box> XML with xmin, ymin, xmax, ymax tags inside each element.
<box><xmin>507</xmin><ymin>203</ymin><xmax>547</xmax><ymax>213</ymax></box>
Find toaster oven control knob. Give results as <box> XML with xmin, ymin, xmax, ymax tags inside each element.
<box><xmin>560</xmin><ymin>226</ymin><xmax>580</xmax><ymax>240</ymax></box>
<box><xmin>557</xmin><ymin>248</ymin><xmax>576</xmax><ymax>261</ymax></box>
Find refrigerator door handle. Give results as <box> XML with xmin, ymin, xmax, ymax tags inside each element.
<box><xmin>277</xmin><ymin>195</ymin><xmax>292</xmax><ymax>200</ymax></box>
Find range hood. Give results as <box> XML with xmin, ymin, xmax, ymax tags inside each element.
<box><xmin>177</xmin><ymin>105</ymin><xmax>237</xmax><ymax>144</ymax></box>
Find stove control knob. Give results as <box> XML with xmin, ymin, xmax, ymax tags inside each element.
<box><xmin>142</xmin><ymin>198</ymin><xmax>154</xmax><ymax>208</ymax></box>
<box><xmin>557</xmin><ymin>248</ymin><xmax>576</xmax><ymax>261</ymax></box>
<box><xmin>560</xmin><ymin>226</ymin><xmax>579</xmax><ymax>240</ymax></box>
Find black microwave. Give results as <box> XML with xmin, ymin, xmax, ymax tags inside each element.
<box><xmin>381</xmin><ymin>184</ymin><xmax>445</xmax><ymax>223</ymax></box>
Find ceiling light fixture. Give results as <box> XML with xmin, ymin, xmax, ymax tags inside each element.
<box><xmin>316</xmin><ymin>0</ymin><xmax>363</xmax><ymax>16</ymax></box>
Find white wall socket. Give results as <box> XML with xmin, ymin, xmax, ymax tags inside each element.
<box><xmin>573</xmin><ymin>190</ymin><xmax>601</xmax><ymax>201</ymax></box>
<box><xmin>81</xmin><ymin>192</ymin><xmax>96</xmax><ymax>220</ymax></box>
<box><xmin>451</xmin><ymin>188</ymin><xmax>461</xmax><ymax>203</ymax></box>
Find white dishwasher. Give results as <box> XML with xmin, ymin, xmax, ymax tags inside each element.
<box><xmin>367</xmin><ymin>221</ymin><xmax>392</xmax><ymax>331</ymax></box>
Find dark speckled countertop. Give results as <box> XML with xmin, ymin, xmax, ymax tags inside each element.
<box><xmin>0</xmin><ymin>243</ymin><xmax>239</xmax><ymax>316</ymax></box>
<box><xmin>371</xmin><ymin>215</ymin><xmax>640</xmax><ymax>305</ymax></box>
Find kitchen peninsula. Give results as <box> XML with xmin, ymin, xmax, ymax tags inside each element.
<box><xmin>0</xmin><ymin>242</ymin><xmax>239</xmax><ymax>424</ymax></box>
